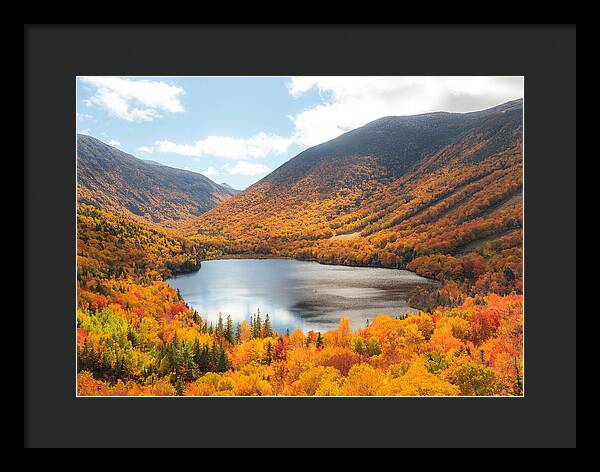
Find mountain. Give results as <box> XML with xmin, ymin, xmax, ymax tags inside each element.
<box><xmin>141</xmin><ymin>159</ymin><xmax>165</xmax><ymax>167</ymax></box>
<box><xmin>184</xmin><ymin>99</ymin><xmax>523</xmax><ymax>280</ymax></box>
<box><xmin>219</xmin><ymin>182</ymin><xmax>241</xmax><ymax>194</ymax></box>
<box><xmin>77</xmin><ymin>134</ymin><xmax>237</xmax><ymax>228</ymax></box>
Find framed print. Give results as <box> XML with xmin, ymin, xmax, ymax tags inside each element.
<box><xmin>24</xmin><ymin>25</ymin><xmax>576</xmax><ymax>448</ymax></box>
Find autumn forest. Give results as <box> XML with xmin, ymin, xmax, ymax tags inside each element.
<box><xmin>76</xmin><ymin>98</ymin><xmax>524</xmax><ymax>397</ymax></box>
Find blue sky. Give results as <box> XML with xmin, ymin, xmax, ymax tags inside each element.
<box><xmin>76</xmin><ymin>76</ymin><xmax>524</xmax><ymax>189</ymax></box>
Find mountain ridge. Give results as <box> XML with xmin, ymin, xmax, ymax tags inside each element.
<box><xmin>77</xmin><ymin>134</ymin><xmax>237</xmax><ymax>228</ymax></box>
<box><xmin>249</xmin><ymin>98</ymin><xmax>523</xmax><ymax>190</ymax></box>
<box><xmin>183</xmin><ymin>99</ymin><xmax>523</xmax><ymax>295</ymax></box>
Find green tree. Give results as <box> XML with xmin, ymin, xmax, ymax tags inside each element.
<box><xmin>216</xmin><ymin>313</ymin><xmax>224</xmax><ymax>339</ymax></box>
<box><xmin>265</xmin><ymin>340</ymin><xmax>273</xmax><ymax>365</ymax></box>
<box><xmin>453</xmin><ymin>362</ymin><xmax>498</xmax><ymax>396</ymax></box>
<box><xmin>79</xmin><ymin>338</ymin><xmax>90</xmax><ymax>371</ymax></box>
<box><xmin>366</xmin><ymin>337</ymin><xmax>382</xmax><ymax>357</ymax></box>
<box><xmin>225</xmin><ymin>315</ymin><xmax>236</xmax><ymax>344</ymax></box>
<box><xmin>235</xmin><ymin>322</ymin><xmax>242</xmax><ymax>344</ymax></box>
<box><xmin>264</xmin><ymin>314</ymin><xmax>272</xmax><ymax>338</ymax></box>
<box><xmin>216</xmin><ymin>344</ymin><xmax>231</xmax><ymax>372</ymax></box>
<box><xmin>196</xmin><ymin>344</ymin><xmax>211</xmax><ymax>373</ymax></box>
<box><xmin>424</xmin><ymin>352</ymin><xmax>449</xmax><ymax>375</ymax></box>
<box><xmin>352</xmin><ymin>338</ymin><xmax>366</xmax><ymax>356</ymax></box>
<box><xmin>174</xmin><ymin>375</ymin><xmax>186</xmax><ymax>396</ymax></box>
<box><xmin>253</xmin><ymin>309</ymin><xmax>262</xmax><ymax>338</ymax></box>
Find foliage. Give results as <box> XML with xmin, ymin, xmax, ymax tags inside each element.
<box><xmin>76</xmin><ymin>102</ymin><xmax>523</xmax><ymax>396</ymax></box>
<box><xmin>180</xmin><ymin>104</ymin><xmax>523</xmax><ymax>308</ymax></box>
<box><xmin>78</xmin><ymin>276</ymin><xmax>523</xmax><ymax>396</ymax></box>
<box><xmin>77</xmin><ymin>204</ymin><xmax>201</xmax><ymax>284</ymax></box>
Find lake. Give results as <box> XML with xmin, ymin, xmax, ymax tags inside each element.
<box><xmin>167</xmin><ymin>258</ymin><xmax>434</xmax><ymax>333</ymax></box>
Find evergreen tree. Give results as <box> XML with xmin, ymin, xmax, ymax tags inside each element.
<box><xmin>209</xmin><ymin>341</ymin><xmax>220</xmax><ymax>371</ymax></box>
<box><xmin>79</xmin><ymin>338</ymin><xmax>90</xmax><ymax>371</ymax></box>
<box><xmin>503</xmin><ymin>266</ymin><xmax>516</xmax><ymax>282</ymax></box>
<box><xmin>254</xmin><ymin>309</ymin><xmax>262</xmax><ymax>338</ymax></box>
<box><xmin>225</xmin><ymin>315</ymin><xmax>235</xmax><ymax>344</ymax></box>
<box><xmin>216</xmin><ymin>313</ymin><xmax>224</xmax><ymax>339</ymax></box>
<box><xmin>265</xmin><ymin>340</ymin><xmax>273</xmax><ymax>365</ymax></box>
<box><xmin>115</xmin><ymin>355</ymin><xmax>126</xmax><ymax>381</ymax></box>
<box><xmin>264</xmin><ymin>314</ymin><xmax>272</xmax><ymax>338</ymax></box>
<box><xmin>216</xmin><ymin>344</ymin><xmax>231</xmax><ymax>372</ymax></box>
<box><xmin>353</xmin><ymin>338</ymin><xmax>366</xmax><ymax>356</ymax></box>
<box><xmin>181</xmin><ymin>341</ymin><xmax>197</xmax><ymax>380</ymax></box>
<box><xmin>174</xmin><ymin>375</ymin><xmax>185</xmax><ymax>396</ymax></box>
<box><xmin>316</xmin><ymin>332</ymin><xmax>324</xmax><ymax>349</ymax></box>
<box><xmin>197</xmin><ymin>344</ymin><xmax>210</xmax><ymax>374</ymax></box>
<box><xmin>168</xmin><ymin>333</ymin><xmax>183</xmax><ymax>375</ymax></box>
<box><xmin>235</xmin><ymin>322</ymin><xmax>242</xmax><ymax>344</ymax></box>
<box><xmin>191</xmin><ymin>338</ymin><xmax>201</xmax><ymax>377</ymax></box>
<box><xmin>89</xmin><ymin>344</ymin><xmax>99</xmax><ymax>372</ymax></box>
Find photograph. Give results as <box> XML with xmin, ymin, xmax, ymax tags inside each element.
<box><xmin>75</xmin><ymin>76</ymin><xmax>524</xmax><ymax>397</ymax></box>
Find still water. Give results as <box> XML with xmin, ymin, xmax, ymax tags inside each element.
<box><xmin>167</xmin><ymin>259</ymin><xmax>433</xmax><ymax>333</ymax></box>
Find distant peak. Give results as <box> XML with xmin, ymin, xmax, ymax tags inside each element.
<box><xmin>219</xmin><ymin>182</ymin><xmax>240</xmax><ymax>194</ymax></box>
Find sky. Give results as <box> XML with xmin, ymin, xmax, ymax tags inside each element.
<box><xmin>76</xmin><ymin>76</ymin><xmax>524</xmax><ymax>190</ymax></box>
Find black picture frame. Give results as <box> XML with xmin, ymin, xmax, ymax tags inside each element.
<box><xmin>24</xmin><ymin>24</ymin><xmax>576</xmax><ymax>448</ymax></box>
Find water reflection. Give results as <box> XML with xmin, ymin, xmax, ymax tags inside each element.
<box><xmin>167</xmin><ymin>259</ymin><xmax>433</xmax><ymax>333</ymax></box>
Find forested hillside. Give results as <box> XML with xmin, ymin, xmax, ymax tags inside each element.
<box><xmin>77</xmin><ymin>204</ymin><xmax>202</xmax><ymax>283</ymax></box>
<box><xmin>77</xmin><ymin>135</ymin><xmax>237</xmax><ymax>228</ymax></box>
<box><xmin>184</xmin><ymin>100</ymin><xmax>523</xmax><ymax>308</ymax></box>
<box><xmin>77</xmin><ymin>206</ymin><xmax>522</xmax><ymax>396</ymax></box>
<box><xmin>76</xmin><ymin>100</ymin><xmax>523</xmax><ymax>396</ymax></box>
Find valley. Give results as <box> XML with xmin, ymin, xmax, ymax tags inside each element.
<box><xmin>183</xmin><ymin>99</ymin><xmax>523</xmax><ymax>303</ymax></box>
<box><xmin>76</xmin><ymin>99</ymin><xmax>523</xmax><ymax>396</ymax></box>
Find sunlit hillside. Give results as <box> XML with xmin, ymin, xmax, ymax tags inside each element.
<box><xmin>76</xmin><ymin>100</ymin><xmax>523</xmax><ymax>396</ymax></box>
<box><xmin>183</xmin><ymin>100</ymin><xmax>523</xmax><ymax>307</ymax></box>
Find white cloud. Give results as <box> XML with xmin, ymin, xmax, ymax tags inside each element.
<box><xmin>224</xmin><ymin>161</ymin><xmax>271</xmax><ymax>176</ymax></box>
<box><xmin>107</xmin><ymin>139</ymin><xmax>121</xmax><ymax>147</ymax></box>
<box><xmin>154</xmin><ymin>132</ymin><xmax>292</xmax><ymax>160</ymax></box>
<box><xmin>79</xmin><ymin>128</ymin><xmax>92</xmax><ymax>136</ymax></box>
<box><xmin>131</xmin><ymin>76</ymin><xmax>523</xmax><ymax>184</ymax></box>
<box><xmin>77</xmin><ymin>112</ymin><xmax>94</xmax><ymax>121</ymax></box>
<box><xmin>137</xmin><ymin>146</ymin><xmax>154</xmax><ymax>154</ymax></box>
<box><xmin>79</xmin><ymin>76</ymin><xmax>185</xmax><ymax>122</ymax></box>
<box><xmin>202</xmin><ymin>166</ymin><xmax>219</xmax><ymax>177</ymax></box>
<box><xmin>287</xmin><ymin>76</ymin><xmax>524</xmax><ymax>147</ymax></box>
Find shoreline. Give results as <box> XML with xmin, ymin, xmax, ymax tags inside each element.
<box><xmin>194</xmin><ymin>253</ymin><xmax>439</xmax><ymax>283</ymax></box>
